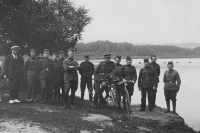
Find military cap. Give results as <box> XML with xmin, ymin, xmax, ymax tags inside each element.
<box><xmin>144</xmin><ymin>58</ymin><xmax>149</xmax><ymax>63</ymax></box>
<box><xmin>44</xmin><ymin>49</ymin><xmax>49</xmax><ymax>53</ymax></box>
<box><xmin>126</xmin><ymin>56</ymin><xmax>132</xmax><ymax>60</ymax></box>
<box><xmin>103</xmin><ymin>53</ymin><xmax>111</xmax><ymax>58</ymax></box>
<box><xmin>59</xmin><ymin>51</ymin><xmax>64</xmax><ymax>55</ymax></box>
<box><xmin>151</xmin><ymin>55</ymin><xmax>156</xmax><ymax>58</ymax></box>
<box><xmin>53</xmin><ymin>52</ymin><xmax>58</xmax><ymax>56</ymax></box>
<box><xmin>84</xmin><ymin>55</ymin><xmax>90</xmax><ymax>58</ymax></box>
<box><xmin>115</xmin><ymin>55</ymin><xmax>121</xmax><ymax>59</ymax></box>
<box><xmin>168</xmin><ymin>61</ymin><xmax>174</xmax><ymax>65</ymax></box>
<box><xmin>30</xmin><ymin>49</ymin><xmax>36</xmax><ymax>52</ymax></box>
<box><xmin>11</xmin><ymin>46</ymin><xmax>19</xmax><ymax>50</ymax></box>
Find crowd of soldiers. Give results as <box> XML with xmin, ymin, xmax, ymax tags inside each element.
<box><xmin>2</xmin><ymin>45</ymin><xmax>181</xmax><ymax>115</ymax></box>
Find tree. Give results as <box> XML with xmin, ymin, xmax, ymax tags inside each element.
<box><xmin>0</xmin><ymin>0</ymin><xmax>92</xmax><ymax>55</ymax></box>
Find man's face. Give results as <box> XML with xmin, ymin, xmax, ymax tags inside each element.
<box><xmin>115</xmin><ymin>58</ymin><xmax>121</xmax><ymax>65</ymax></box>
<box><xmin>43</xmin><ymin>52</ymin><xmax>49</xmax><ymax>57</ymax></box>
<box><xmin>151</xmin><ymin>57</ymin><xmax>157</xmax><ymax>63</ymax></box>
<box><xmin>30</xmin><ymin>51</ymin><xmax>36</xmax><ymax>57</ymax></box>
<box><xmin>68</xmin><ymin>52</ymin><xmax>74</xmax><ymax>58</ymax></box>
<box><xmin>126</xmin><ymin>59</ymin><xmax>132</xmax><ymax>65</ymax></box>
<box><xmin>167</xmin><ymin>64</ymin><xmax>174</xmax><ymax>70</ymax></box>
<box><xmin>144</xmin><ymin>61</ymin><xmax>150</xmax><ymax>67</ymax></box>
<box><xmin>85</xmin><ymin>57</ymin><xmax>89</xmax><ymax>62</ymax></box>
<box><xmin>59</xmin><ymin>54</ymin><xmax>65</xmax><ymax>59</ymax></box>
<box><xmin>53</xmin><ymin>54</ymin><xmax>57</xmax><ymax>59</ymax></box>
<box><xmin>11</xmin><ymin>49</ymin><xmax>19</xmax><ymax>55</ymax></box>
<box><xmin>104</xmin><ymin>57</ymin><xmax>110</xmax><ymax>63</ymax></box>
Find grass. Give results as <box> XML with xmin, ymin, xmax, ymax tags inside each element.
<box><xmin>0</xmin><ymin>80</ymin><xmax>198</xmax><ymax>133</ymax></box>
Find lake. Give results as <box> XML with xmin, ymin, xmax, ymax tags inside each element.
<box><xmin>75</xmin><ymin>58</ymin><xmax>200</xmax><ymax>131</ymax></box>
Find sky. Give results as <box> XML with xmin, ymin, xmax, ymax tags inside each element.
<box><xmin>71</xmin><ymin>0</ymin><xmax>200</xmax><ymax>44</ymax></box>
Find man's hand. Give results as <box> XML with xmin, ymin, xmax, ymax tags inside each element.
<box><xmin>69</xmin><ymin>66</ymin><xmax>74</xmax><ymax>68</ymax></box>
<box><xmin>4</xmin><ymin>75</ymin><xmax>7</xmax><ymax>80</ymax></box>
<box><xmin>131</xmin><ymin>80</ymin><xmax>135</xmax><ymax>84</ymax></box>
<box><xmin>153</xmin><ymin>86</ymin><xmax>156</xmax><ymax>90</ymax></box>
<box><xmin>139</xmin><ymin>87</ymin><xmax>141</xmax><ymax>91</ymax></box>
<box><xmin>123</xmin><ymin>79</ymin><xmax>127</xmax><ymax>83</ymax></box>
<box><xmin>176</xmin><ymin>88</ymin><xmax>180</xmax><ymax>93</ymax></box>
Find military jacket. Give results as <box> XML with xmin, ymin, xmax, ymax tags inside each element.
<box><xmin>149</xmin><ymin>62</ymin><xmax>160</xmax><ymax>82</ymax></box>
<box><xmin>53</xmin><ymin>59</ymin><xmax>63</xmax><ymax>82</ymax></box>
<box><xmin>63</xmin><ymin>58</ymin><xmax>79</xmax><ymax>82</ymax></box>
<box><xmin>94</xmin><ymin>61</ymin><xmax>115</xmax><ymax>80</ymax></box>
<box><xmin>37</xmin><ymin>57</ymin><xmax>54</xmax><ymax>80</ymax></box>
<box><xmin>79</xmin><ymin>61</ymin><xmax>94</xmax><ymax>81</ymax></box>
<box><xmin>120</xmin><ymin>65</ymin><xmax>137</xmax><ymax>81</ymax></box>
<box><xmin>23</xmin><ymin>57</ymin><xmax>39</xmax><ymax>79</ymax></box>
<box><xmin>163</xmin><ymin>69</ymin><xmax>181</xmax><ymax>91</ymax></box>
<box><xmin>138</xmin><ymin>66</ymin><xmax>156</xmax><ymax>88</ymax></box>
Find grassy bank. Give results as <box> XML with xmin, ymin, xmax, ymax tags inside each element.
<box><xmin>0</xmin><ymin>83</ymin><xmax>198</xmax><ymax>133</ymax></box>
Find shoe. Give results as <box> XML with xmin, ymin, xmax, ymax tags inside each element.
<box><xmin>14</xmin><ymin>99</ymin><xmax>21</xmax><ymax>103</ymax></box>
<box><xmin>26</xmin><ymin>99</ymin><xmax>31</xmax><ymax>102</ymax></box>
<box><xmin>149</xmin><ymin>108</ymin><xmax>153</xmax><ymax>112</ymax></box>
<box><xmin>40</xmin><ymin>101</ymin><xmax>46</xmax><ymax>104</ymax></box>
<box><xmin>62</xmin><ymin>104</ymin><xmax>68</xmax><ymax>109</ymax></box>
<box><xmin>139</xmin><ymin>109</ymin><xmax>145</xmax><ymax>111</ymax></box>
<box><xmin>173</xmin><ymin>111</ymin><xmax>178</xmax><ymax>115</ymax></box>
<box><xmin>9</xmin><ymin>100</ymin><xmax>14</xmax><ymax>104</ymax></box>
<box><xmin>165</xmin><ymin>110</ymin><xmax>170</xmax><ymax>113</ymax></box>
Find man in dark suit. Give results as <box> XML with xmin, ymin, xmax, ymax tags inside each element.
<box><xmin>3</xmin><ymin>46</ymin><xmax>24</xmax><ymax>104</ymax></box>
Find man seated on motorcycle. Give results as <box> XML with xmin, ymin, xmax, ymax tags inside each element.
<box><xmin>94</xmin><ymin>53</ymin><xmax>115</xmax><ymax>108</ymax></box>
<box><xmin>119</xmin><ymin>56</ymin><xmax>137</xmax><ymax>109</ymax></box>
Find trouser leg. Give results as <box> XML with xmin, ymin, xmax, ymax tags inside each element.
<box><xmin>80</xmin><ymin>81</ymin><xmax>86</xmax><ymax>101</ymax></box>
<box><xmin>9</xmin><ymin>79</ymin><xmax>15</xmax><ymax>100</ymax></box>
<box><xmin>87</xmin><ymin>80</ymin><xmax>93</xmax><ymax>102</ymax></box>
<box><xmin>40</xmin><ymin>80</ymin><xmax>47</xmax><ymax>102</ymax></box>
<box><xmin>147</xmin><ymin>88</ymin><xmax>154</xmax><ymax>110</ymax></box>
<box><xmin>141</xmin><ymin>88</ymin><xmax>147</xmax><ymax>110</ymax></box>
<box><xmin>70</xmin><ymin>81</ymin><xmax>78</xmax><ymax>105</ymax></box>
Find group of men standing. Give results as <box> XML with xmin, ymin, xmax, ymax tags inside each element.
<box><xmin>3</xmin><ymin>45</ymin><xmax>181</xmax><ymax>115</ymax></box>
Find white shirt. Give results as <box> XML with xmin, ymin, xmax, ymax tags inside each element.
<box><xmin>12</xmin><ymin>53</ymin><xmax>17</xmax><ymax>59</ymax></box>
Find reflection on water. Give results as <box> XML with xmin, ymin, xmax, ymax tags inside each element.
<box><xmin>76</xmin><ymin>58</ymin><xmax>200</xmax><ymax>131</ymax></box>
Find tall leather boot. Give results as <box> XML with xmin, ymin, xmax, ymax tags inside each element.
<box><xmin>172</xmin><ymin>101</ymin><xmax>178</xmax><ymax>115</ymax></box>
<box><xmin>165</xmin><ymin>101</ymin><xmax>170</xmax><ymax>113</ymax></box>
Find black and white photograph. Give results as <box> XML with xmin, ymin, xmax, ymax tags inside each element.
<box><xmin>0</xmin><ymin>0</ymin><xmax>200</xmax><ymax>132</ymax></box>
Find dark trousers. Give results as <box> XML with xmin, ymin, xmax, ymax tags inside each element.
<box><xmin>54</xmin><ymin>80</ymin><xmax>61</xmax><ymax>102</ymax></box>
<box><xmin>27</xmin><ymin>78</ymin><xmax>38</xmax><ymax>99</ymax></box>
<box><xmin>94</xmin><ymin>80</ymin><xmax>108</xmax><ymax>106</ymax></box>
<box><xmin>152</xmin><ymin>83</ymin><xmax>158</xmax><ymax>106</ymax></box>
<box><xmin>9</xmin><ymin>78</ymin><xmax>21</xmax><ymax>100</ymax></box>
<box><xmin>60</xmin><ymin>79</ymin><xmax>65</xmax><ymax>103</ymax></box>
<box><xmin>80</xmin><ymin>80</ymin><xmax>93</xmax><ymax>101</ymax></box>
<box><xmin>116</xmin><ymin>84</ymin><xmax>125</xmax><ymax>106</ymax></box>
<box><xmin>40</xmin><ymin>79</ymin><xmax>53</xmax><ymax>103</ymax></box>
<box><xmin>141</xmin><ymin>87</ymin><xmax>153</xmax><ymax>110</ymax></box>
<box><xmin>64</xmin><ymin>81</ymin><xmax>78</xmax><ymax>105</ymax></box>
<box><xmin>164</xmin><ymin>90</ymin><xmax>177</xmax><ymax>102</ymax></box>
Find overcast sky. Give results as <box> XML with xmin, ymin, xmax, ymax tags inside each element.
<box><xmin>71</xmin><ymin>0</ymin><xmax>200</xmax><ymax>44</ymax></box>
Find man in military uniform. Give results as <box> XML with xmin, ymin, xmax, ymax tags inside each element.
<box><xmin>37</xmin><ymin>49</ymin><xmax>54</xmax><ymax>104</ymax></box>
<box><xmin>163</xmin><ymin>61</ymin><xmax>181</xmax><ymax>115</ymax></box>
<box><xmin>62</xmin><ymin>48</ymin><xmax>80</xmax><ymax>108</ymax></box>
<box><xmin>58</xmin><ymin>51</ymin><xmax>65</xmax><ymax>104</ymax></box>
<box><xmin>3</xmin><ymin>46</ymin><xmax>24</xmax><ymax>104</ymax></box>
<box><xmin>79</xmin><ymin>55</ymin><xmax>94</xmax><ymax>103</ymax></box>
<box><xmin>149</xmin><ymin>55</ymin><xmax>160</xmax><ymax>108</ymax></box>
<box><xmin>138</xmin><ymin>58</ymin><xmax>157</xmax><ymax>111</ymax></box>
<box><xmin>94</xmin><ymin>53</ymin><xmax>115</xmax><ymax>108</ymax></box>
<box><xmin>52</xmin><ymin>52</ymin><xmax>63</xmax><ymax>105</ymax></box>
<box><xmin>23</xmin><ymin>49</ymin><xmax>39</xmax><ymax>102</ymax></box>
<box><xmin>110</xmin><ymin>55</ymin><xmax>124</xmax><ymax>109</ymax></box>
<box><xmin>119</xmin><ymin>56</ymin><xmax>137</xmax><ymax>110</ymax></box>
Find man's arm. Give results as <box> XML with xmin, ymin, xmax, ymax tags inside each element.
<box><xmin>94</xmin><ymin>62</ymin><xmax>101</xmax><ymax>80</ymax></box>
<box><xmin>176</xmin><ymin>72</ymin><xmax>181</xmax><ymax>90</ymax></box>
<box><xmin>157</xmin><ymin>64</ymin><xmax>160</xmax><ymax>76</ymax></box>
<box><xmin>23</xmin><ymin>58</ymin><xmax>29</xmax><ymax>76</ymax></box>
<box><xmin>63</xmin><ymin>60</ymin><xmax>74</xmax><ymax>72</ymax></box>
<box><xmin>91</xmin><ymin>62</ymin><xmax>95</xmax><ymax>75</ymax></box>
<box><xmin>163</xmin><ymin>71</ymin><xmax>166</xmax><ymax>83</ymax></box>
<box><xmin>152</xmin><ymin>69</ymin><xmax>157</xmax><ymax>88</ymax></box>
<box><xmin>138</xmin><ymin>69</ymin><xmax>142</xmax><ymax>87</ymax></box>
<box><xmin>3</xmin><ymin>56</ymin><xmax>9</xmax><ymax>77</ymax></box>
<box><xmin>133</xmin><ymin>67</ymin><xmax>137</xmax><ymax>82</ymax></box>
